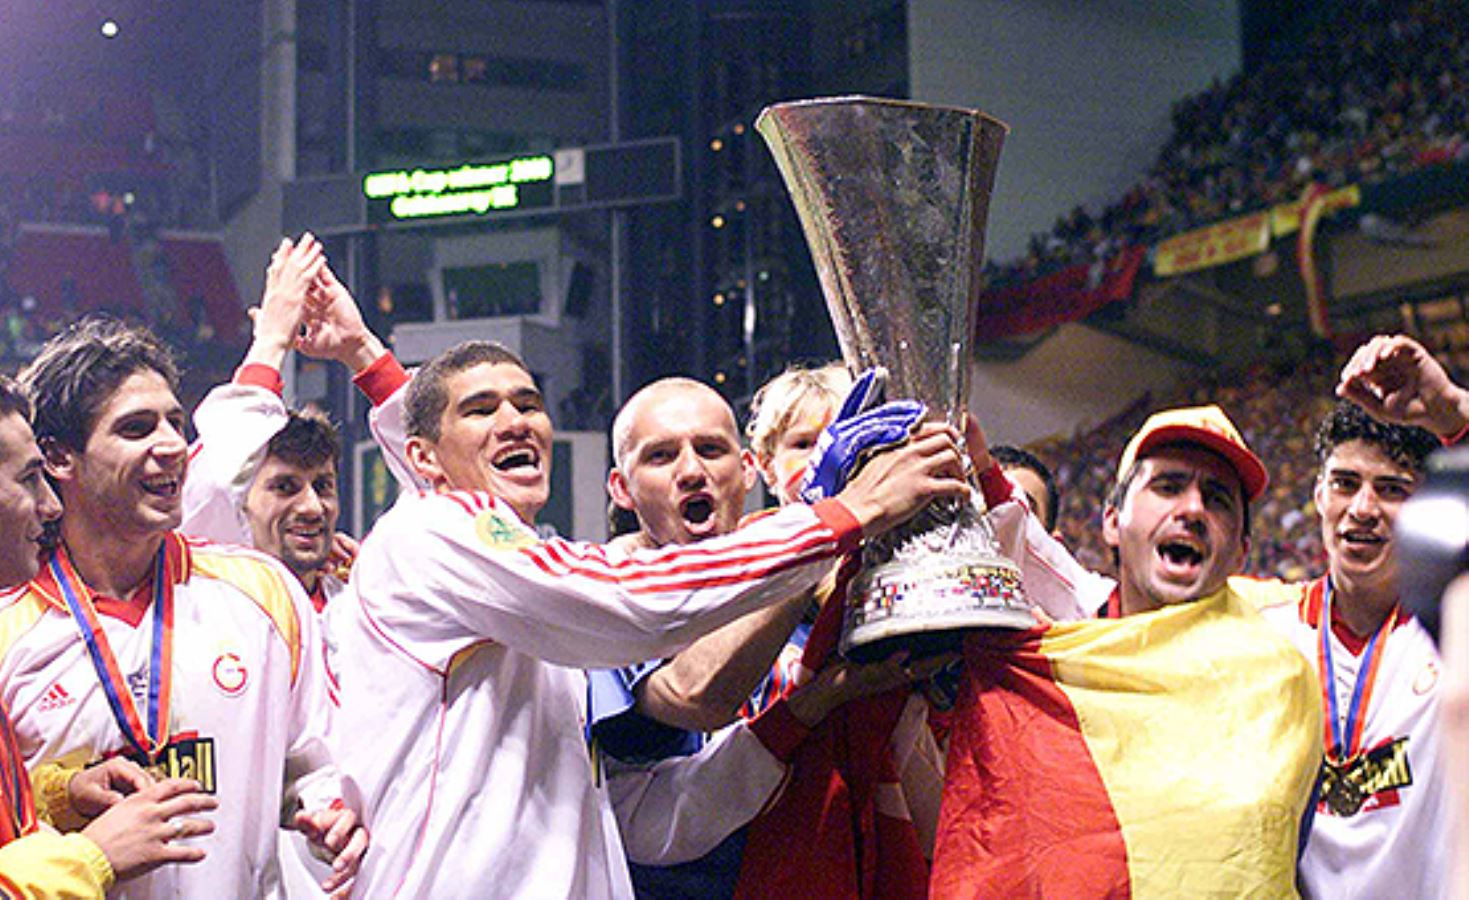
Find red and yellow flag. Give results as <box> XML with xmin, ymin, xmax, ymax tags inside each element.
<box><xmin>932</xmin><ymin>586</ymin><xmax>1320</xmax><ymax>897</ymax></box>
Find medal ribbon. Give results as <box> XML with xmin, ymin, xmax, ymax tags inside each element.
<box><xmin>51</xmin><ymin>545</ymin><xmax>174</xmax><ymax>762</ymax></box>
<box><xmin>1318</xmin><ymin>578</ymin><xmax>1396</xmax><ymax>763</ymax></box>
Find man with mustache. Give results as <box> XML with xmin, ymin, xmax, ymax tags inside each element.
<box><xmin>328</xmin><ymin>344</ymin><xmax>968</xmax><ymax>898</ymax></box>
<box><xmin>1</xmin><ymin>318</ymin><xmax>366</xmax><ymax>898</ymax></box>
<box><xmin>182</xmin><ymin>236</ymin><xmax>408</xmax><ymax>898</ymax></box>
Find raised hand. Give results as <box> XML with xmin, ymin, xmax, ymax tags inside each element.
<box><xmin>834</xmin><ymin>420</ymin><xmax>971</xmax><ymax>538</ymax></box>
<box><xmin>299</xmin><ymin>264</ymin><xmax>387</xmax><ymax>374</ymax></box>
<box><xmin>798</xmin><ymin>368</ymin><xmax>926</xmax><ymax>503</ymax></box>
<box><xmin>245</xmin><ymin>234</ymin><xmax>326</xmax><ymax>370</ymax></box>
<box><xmin>1337</xmin><ymin>333</ymin><xmax>1469</xmax><ymax>438</ymax></box>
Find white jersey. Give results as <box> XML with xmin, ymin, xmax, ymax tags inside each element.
<box><xmin>185</xmin><ymin>361</ymin><xmax>397</xmax><ymax>899</ymax></box>
<box><xmin>184</xmin><ymin>356</ymin><xmax>413</xmax><ymax>552</ymax></box>
<box><xmin>183</xmin><ymin>371</ymin><xmax>291</xmax><ymax>549</ymax></box>
<box><xmin>331</xmin><ymin>488</ymin><xmax>863</xmax><ymax>898</ymax></box>
<box><xmin>1249</xmin><ymin>577</ymin><xmax>1456</xmax><ymax>900</ymax></box>
<box><xmin>0</xmin><ymin>535</ymin><xmax>346</xmax><ymax>900</ymax></box>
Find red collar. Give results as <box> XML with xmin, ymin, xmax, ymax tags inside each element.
<box><xmin>307</xmin><ymin>580</ymin><xmax>327</xmax><ymax>615</ymax></box>
<box><xmin>29</xmin><ymin>535</ymin><xmax>191</xmax><ymax>628</ymax></box>
<box><xmin>1303</xmin><ymin>577</ymin><xmax>1405</xmax><ymax>656</ymax></box>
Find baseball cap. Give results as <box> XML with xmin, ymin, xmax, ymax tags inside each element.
<box><xmin>1117</xmin><ymin>404</ymin><xmax>1269</xmax><ymax>501</ymax></box>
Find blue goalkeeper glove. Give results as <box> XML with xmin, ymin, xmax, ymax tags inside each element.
<box><xmin>798</xmin><ymin>368</ymin><xmax>926</xmax><ymax>503</ymax></box>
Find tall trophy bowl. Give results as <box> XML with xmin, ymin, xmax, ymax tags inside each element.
<box><xmin>756</xmin><ymin>96</ymin><xmax>1032</xmax><ymax>662</ymax></box>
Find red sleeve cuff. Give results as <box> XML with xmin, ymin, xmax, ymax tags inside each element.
<box><xmin>1441</xmin><ymin>421</ymin><xmax>1469</xmax><ymax>447</ymax></box>
<box><xmin>977</xmin><ymin>463</ymin><xmax>1014</xmax><ymax>508</ymax></box>
<box><xmin>812</xmin><ymin>498</ymin><xmax>863</xmax><ymax>556</ymax></box>
<box><xmin>748</xmin><ymin>699</ymin><xmax>810</xmax><ymax>763</ymax></box>
<box><xmin>234</xmin><ymin>363</ymin><xmax>284</xmax><ymax>396</ymax></box>
<box><xmin>353</xmin><ymin>353</ymin><xmax>409</xmax><ymax>406</ymax></box>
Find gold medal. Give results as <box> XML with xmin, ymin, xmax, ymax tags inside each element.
<box><xmin>1322</xmin><ymin>760</ymin><xmax>1365</xmax><ymax>817</ymax></box>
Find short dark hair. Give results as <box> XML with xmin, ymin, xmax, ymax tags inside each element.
<box><xmin>267</xmin><ymin>408</ymin><xmax>341</xmax><ymax>471</ymax></box>
<box><xmin>0</xmin><ymin>375</ymin><xmax>32</xmax><ymax>422</ymax></box>
<box><xmin>992</xmin><ymin>445</ymin><xmax>1059</xmax><ymax>532</ymax></box>
<box><xmin>405</xmin><ymin>341</ymin><xmax>531</xmax><ymax>441</ymax></box>
<box><xmin>20</xmin><ymin>316</ymin><xmax>179</xmax><ymax>452</ymax></box>
<box><xmin>1314</xmin><ymin>400</ymin><xmax>1439</xmax><ymax>476</ymax></box>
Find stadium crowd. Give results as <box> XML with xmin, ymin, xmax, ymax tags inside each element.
<box><xmin>989</xmin><ymin>0</ymin><xmax>1469</xmax><ymax>284</ymax></box>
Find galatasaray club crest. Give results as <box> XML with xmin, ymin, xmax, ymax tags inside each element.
<box><xmin>1413</xmin><ymin>661</ymin><xmax>1439</xmax><ymax>696</ymax></box>
<box><xmin>212</xmin><ymin>651</ymin><xmax>248</xmax><ymax>697</ymax></box>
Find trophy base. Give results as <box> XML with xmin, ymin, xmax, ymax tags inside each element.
<box><xmin>840</xmin><ymin>552</ymin><xmax>1032</xmax><ymax>663</ymax></box>
<box><xmin>842</xmin><ymin>606</ymin><xmax>1035</xmax><ymax>663</ymax></box>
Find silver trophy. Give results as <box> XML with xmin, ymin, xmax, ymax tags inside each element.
<box><xmin>756</xmin><ymin>96</ymin><xmax>1031</xmax><ymax>662</ymax></box>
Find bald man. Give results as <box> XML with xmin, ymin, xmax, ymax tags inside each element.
<box><xmin>592</xmin><ymin>378</ymin><xmax>942</xmax><ymax>894</ymax></box>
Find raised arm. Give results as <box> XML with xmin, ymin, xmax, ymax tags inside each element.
<box><xmin>634</xmin><ymin>586</ymin><xmax>816</xmax><ymax>732</ymax></box>
<box><xmin>183</xmin><ymin>236</ymin><xmax>324</xmax><ymax>545</ymax></box>
<box><xmin>1337</xmin><ymin>334</ymin><xmax>1469</xmax><ymax>441</ymax></box>
<box><xmin>300</xmin><ymin>263</ymin><xmax>421</xmax><ymax>492</ymax></box>
<box><xmin>366</xmin><ymin>424</ymin><xmax>968</xmax><ymax>671</ymax></box>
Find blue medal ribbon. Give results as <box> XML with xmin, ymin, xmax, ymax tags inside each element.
<box><xmin>51</xmin><ymin>545</ymin><xmax>174</xmax><ymax>762</ymax></box>
<box><xmin>1319</xmin><ymin>578</ymin><xmax>1396</xmax><ymax>763</ymax></box>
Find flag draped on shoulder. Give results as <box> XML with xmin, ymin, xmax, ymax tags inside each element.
<box><xmin>931</xmin><ymin>585</ymin><xmax>1321</xmax><ymax>898</ymax></box>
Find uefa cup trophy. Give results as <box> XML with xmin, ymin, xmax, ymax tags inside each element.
<box><xmin>756</xmin><ymin>96</ymin><xmax>1032</xmax><ymax>662</ymax></box>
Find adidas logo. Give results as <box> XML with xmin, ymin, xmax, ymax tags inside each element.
<box><xmin>37</xmin><ymin>682</ymin><xmax>75</xmax><ymax>713</ymax></box>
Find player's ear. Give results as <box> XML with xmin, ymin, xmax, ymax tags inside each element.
<box><xmin>1102</xmin><ymin>502</ymin><xmax>1121</xmax><ymax>550</ymax></box>
<box><xmin>607</xmin><ymin>467</ymin><xmax>636</xmax><ymax>511</ymax></box>
<box><xmin>406</xmin><ymin>436</ymin><xmax>445</xmax><ymax>487</ymax></box>
<box><xmin>40</xmin><ymin>437</ymin><xmax>76</xmax><ymax>484</ymax></box>
<box><xmin>740</xmin><ymin>449</ymin><xmax>758</xmax><ymax>493</ymax></box>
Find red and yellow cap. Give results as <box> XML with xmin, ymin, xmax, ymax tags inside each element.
<box><xmin>1117</xmin><ymin>404</ymin><xmax>1268</xmax><ymax>501</ymax></box>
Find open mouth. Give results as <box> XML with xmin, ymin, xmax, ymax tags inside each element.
<box><xmin>1341</xmin><ymin>529</ymin><xmax>1386</xmax><ymax>549</ymax></box>
<box><xmin>141</xmin><ymin>477</ymin><xmax>180</xmax><ymax>498</ymax></box>
<box><xmin>492</xmin><ymin>446</ymin><xmax>541</xmax><ymax>474</ymax></box>
<box><xmin>680</xmin><ymin>495</ymin><xmax>715</xmax><ymax>527</ymax></box>
<box><xmin>286</xmin><ymin>523</ymin><xmax>324</xmax><ymax>541</ymax></box>
<box><xmin>1158</xmin><ymin>539</ymin><xmax>1205</xmax><ymax>569</ymax></box>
